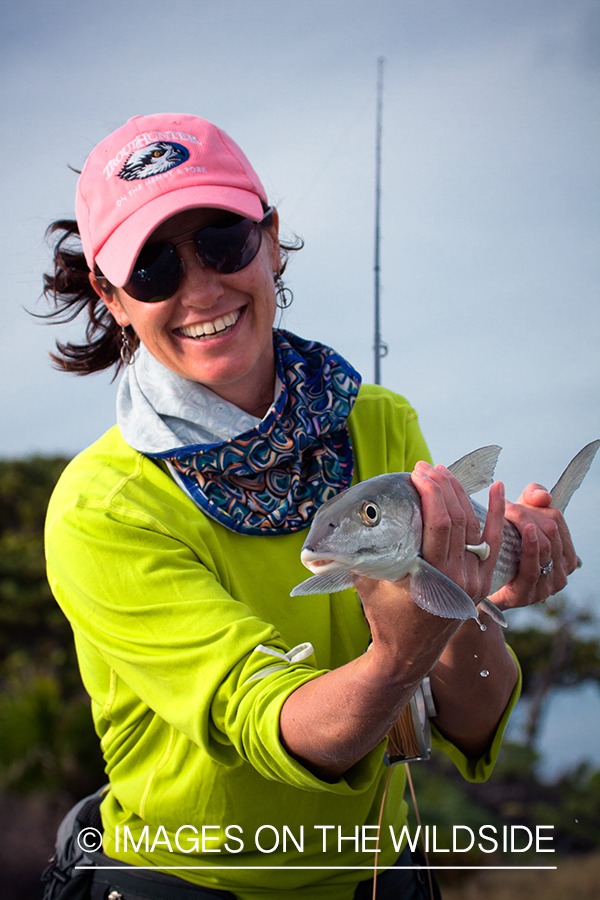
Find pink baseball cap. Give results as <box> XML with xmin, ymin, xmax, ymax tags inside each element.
<box><xmin>75</xmin><ymin>113</ymin><xmax>268</xmax><ymax>287</ymax></box>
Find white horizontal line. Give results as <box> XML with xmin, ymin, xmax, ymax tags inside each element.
<box><xmin>76</xmin><ymin>865</ymin><xmax>558</xmax><ymax>871</ymax></box>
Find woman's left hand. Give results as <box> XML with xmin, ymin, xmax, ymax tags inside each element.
<box><xmin>491</xmin><ymin>483</ymin><xmax>579</xmax><ymax>610</ymax></box>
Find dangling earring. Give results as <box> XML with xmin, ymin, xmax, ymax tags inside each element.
<box><xmin>274</xmin><ymin>272</ymin><xmax>294</xmax><ymax>309</ymax></box>
<box><xmin>120</xmin><ymin>326</ymin><xmax>135</xmax><ymax>366</ymax></box>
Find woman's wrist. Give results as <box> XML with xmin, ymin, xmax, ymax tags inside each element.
<box><xmin>355</xmin><ymin>575</ymin><xmax>463</xmax><ymax>684</ymax></box>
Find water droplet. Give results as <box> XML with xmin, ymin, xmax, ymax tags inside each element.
<box><xmin>474</xmin><ymin>654</ymin><xmax>478</xmax><ymax>659</ymax></box>
<box><xmin>480</xmin><ymin>669</ymin><xmax>489</xmax><ymax>678</ymax></box>
<box><xmin>479</xmin><ymin>623</ymin><xmax>487</xmax><ymax>632</ymax></box>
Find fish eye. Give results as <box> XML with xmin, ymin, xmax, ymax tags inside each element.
<box><xmin>360</xmin><ymin>501</ymin><xmax>381</xmax><ymax>527</ymax></box>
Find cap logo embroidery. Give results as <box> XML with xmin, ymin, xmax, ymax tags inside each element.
<box><xmin>117</xmin><ymin>142</ymin><xmax>190</xmax><ymax>181</ymax></box>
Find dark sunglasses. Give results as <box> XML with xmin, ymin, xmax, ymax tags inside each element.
<box><xmin>120</xmin><ymin>207</ymin><xmax>273</xmax><ymax>303</ymax></box>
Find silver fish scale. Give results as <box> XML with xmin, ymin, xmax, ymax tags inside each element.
<box><xmin>490</xmin><ymin>521</ymin><xmax>521</xmax><ymax>594</ymax></box>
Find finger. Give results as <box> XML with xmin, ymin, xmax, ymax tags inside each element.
<box><xmin>415</xmin><ymin>463</ymin><xmax>479</xmax><ymax>587</ymax></box>
<box><xmin>430</xmin><ymin>466</ymin><xmax>472</xmax><ymax>586</ymax></box>
<box><xmin>434</xmin><ymin>464</ymin><xmax>490</xmax><ymax>596</ymax></box>
<box><xmin>522</xmin><ymin>521</ymin><xmax>561</xmax><ymax>603</ymax></box>
<box><xmin>537</xmin><ymin>516</ymin><xmax>568</xmax><ymax>596</ymax></box>
<box><xmin>435</xmin><ymin>465</ymin><xmax>483</xmax><ymax>544</ymax></box>
<box><xmin>492</xmin><ymin>523</ymin><xmax>540</xmax><ymax>610</ymax></box>
<box><xmin>544</xmin><ymin>507</ymin><xmax>579</xmax><ymax>576</ymax></box>
<box><xmin>504</xmin><ymin>500</ymin><xmax>553</xmax><ymax>563</ymax></box>
<box><xmin>505</xmin><ymin>501</ymin><xmax>573</xmax><ymax>596</ymax></box>
<box><xmin>513</xmin><ymin>516</ymin><xmax>565</xmax><ymax>602</ymax></box>
<box><xmin>504</xmin><ymin>502</ymin><xmax>556</xmax><ymax>600</ymax></box>
<box><xmin>517</xmin><ymin>483</ymin><xmax>552</xmax><ymax>508</ymax></box>
<box><xmin>477</xmin><ymin>481</ymin><xmax>505</xmax><ymax>597</ymax></box>
<box><xmin>411</xmin><ymin>463</ymin><xmax>452</xmax><ymax>570</ymax></box>
<box><xmin>515</xmin><ymin>481</ymin><xmax>579</xmax><ymax>574</ymax></box>
<box><xmin>515</xmin><ymin>482</ymin><xmax>578</xmax><ymax>572</ymax></box>
<box><xmin>413</xmin><ymin>462</ymin><xmax>483</xmax><ymax>596</ymax></box>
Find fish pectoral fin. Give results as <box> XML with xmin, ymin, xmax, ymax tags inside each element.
<box><xmin>477</xmin><ymin>597</ymin><xmax>508</xmax><ymax>628</ymax></box>
<box><xmin>447</xmin><ymin>445</ymin><xmax>501</xmax><ymax>495</ymax></box>
<box><xmin>290</xmin><ymin>571</ymin><xmax>356</xmax><ymax>597</ymax></box>
<box><xmin>409</xmin><ymin>559</ymin><xmax>479</xmax><ymax>620</ymax></box>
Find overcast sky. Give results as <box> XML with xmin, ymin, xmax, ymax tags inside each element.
<box><xmin>2</xmin><ymin>0</ymin><xmax>599</xmax><ymax>611</ymax></box>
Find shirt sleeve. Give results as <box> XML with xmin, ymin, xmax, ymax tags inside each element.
<box><xmin>348</xmin><ymin>385</ymin><xmax>433</xmax><ymax>480</ymax></box>
<box><xmin>430</xmin><ymin>646</ymin><xmax>522</xmax><ymax>782</ymax></box>
<box><xmin>46</xmin><ymin>493</ymin><xmax>384</xmax><ymax>795</ymax></box>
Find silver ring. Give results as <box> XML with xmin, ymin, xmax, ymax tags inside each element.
<box><xmin>540</xmin><ymin>560</ymin><xmax>554</xmax><ymax>576</ymax></box>
<box><xmin>465</xmin><ymin>541</ymin><xmax>491</xmax><ymax>561</ymax></box>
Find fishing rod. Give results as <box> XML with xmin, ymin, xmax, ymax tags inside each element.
<box><xmin>373</xmin><ymin>56</ymin><xmax>389</xmax><ymax>385</ymax></box>
<box><xmin>371</xmin><ymin>66</ymin><xmax>434</xmax><ymax>900</ymax></box>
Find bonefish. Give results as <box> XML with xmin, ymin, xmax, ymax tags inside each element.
<box><xmin>290</xmin><ymin>442</ymin><xmax>600</xmax><ymax>627</ymax></box>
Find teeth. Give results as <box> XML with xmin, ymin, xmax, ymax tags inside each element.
<box><xmin>180</xmin><ymin>309</ymin><xmax>240</xmax><ymax>338</ymax></box>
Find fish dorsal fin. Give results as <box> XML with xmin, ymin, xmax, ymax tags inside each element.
<box><xmin>290</xmin><ymin>571</ymin><xmax>356</xmax><ymax>597</ymax></box>
<box><xmin>409</xmin><ymin>559</ymin><xmax>479</xmax><ymax>620</ymax></box>
<box><xmin>549</xmin><ymin>440</ymin><xmax>600</xmax><ymax>514</ymax></box>
<box><xmin>447</xmin><ymin>445</ymin><xmax>502</xmax><ymax>496</ymax></box>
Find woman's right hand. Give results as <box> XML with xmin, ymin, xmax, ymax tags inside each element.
<box><xmin>409</xmin><ymin>460</ymin><xmax>506</xmax><ymax>602</ymax></box>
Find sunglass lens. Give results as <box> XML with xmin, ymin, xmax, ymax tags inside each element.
<box><xmin>194</xmin><ymin>218</ymin><xmax>262</xmax><ymax>274</ymax></box>
<box><xmin>125</xmin><ymin>242</ymin><xmax>180</xmax><ymax>303</ymax></box>
<box><xmin>123</xmin><ymin>215</ymin><xmax>265</xmax><ymax>302</ymax></box>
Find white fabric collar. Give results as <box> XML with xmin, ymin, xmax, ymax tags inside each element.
<box><xmin>116</xmin><ymin>344</ymin><xmax>281</xmax><ymax>454</ymax></box>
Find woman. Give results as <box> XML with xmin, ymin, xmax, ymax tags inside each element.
<box><xmin>44</xmin><ymin>113</ymin><xmax>577</xmax><ymax>900</ymax></box>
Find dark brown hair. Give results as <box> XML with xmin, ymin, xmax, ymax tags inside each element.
<box><xmin>41</xmin><ymin>213</ymin><xmax>303</xmax><ymax>378</ymax></box>
<box><xmin>41</xmin><ymin>219</ymin><xmax>129</xmax><ymax>378</ymax></box>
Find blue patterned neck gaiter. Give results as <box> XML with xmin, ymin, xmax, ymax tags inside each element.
<box><xmin>154</xmin><ymin>330</ymin><xmax>362</xmax><ymax>535</ymax></box>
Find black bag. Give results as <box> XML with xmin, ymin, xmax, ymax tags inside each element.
<box><xmin>41</xmin><ymin>785</ymin><xmax>107</xmax><ymax>900</ymax></box>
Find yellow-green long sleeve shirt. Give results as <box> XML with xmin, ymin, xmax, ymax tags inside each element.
<box><xmin>45</xmin><ymin>384</ymin><xmax>520</xmax><ymax>900</ymax></box>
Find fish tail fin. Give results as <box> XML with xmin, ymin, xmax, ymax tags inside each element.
<box><xmin>549</xmin><ymin>440</ymin><xmax>600</xmax><ymax>514</ymax></box>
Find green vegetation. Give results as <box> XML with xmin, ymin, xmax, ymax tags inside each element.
<box><xmin>0</xmin><ymin>456</ymin><xmax>105</xmax><ymax>796</ymax></box>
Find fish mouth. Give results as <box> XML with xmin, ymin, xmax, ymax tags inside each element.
<box><xmin>300</xmin><ymin>548</ymin><xmax>348</xmax><ymax>574</ymax></box>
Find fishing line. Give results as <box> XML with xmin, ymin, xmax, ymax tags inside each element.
<box><xmin>371</xmin><ymin>764</ymin><xmax>394</xmax><ymax>900</ymax></box>
<box><xmin>285</xmin><ymin>101</ymin><xmax>372</xmax><ymax>221</ymax></box>
<box><xmin>371</xmin><ymin>761</ymin><xmax>435</xmax><ymax>900</ymax></box>
<box><xmin>405</xmin><ymin>762</ymin><xmax>435</xmax><ymax>900</ymax></box>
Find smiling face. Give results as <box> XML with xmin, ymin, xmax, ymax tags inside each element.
<box><xmin>92</xmin><ymin>208</ymin><xmax>281</xmax><ymax>417</ymax></box>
